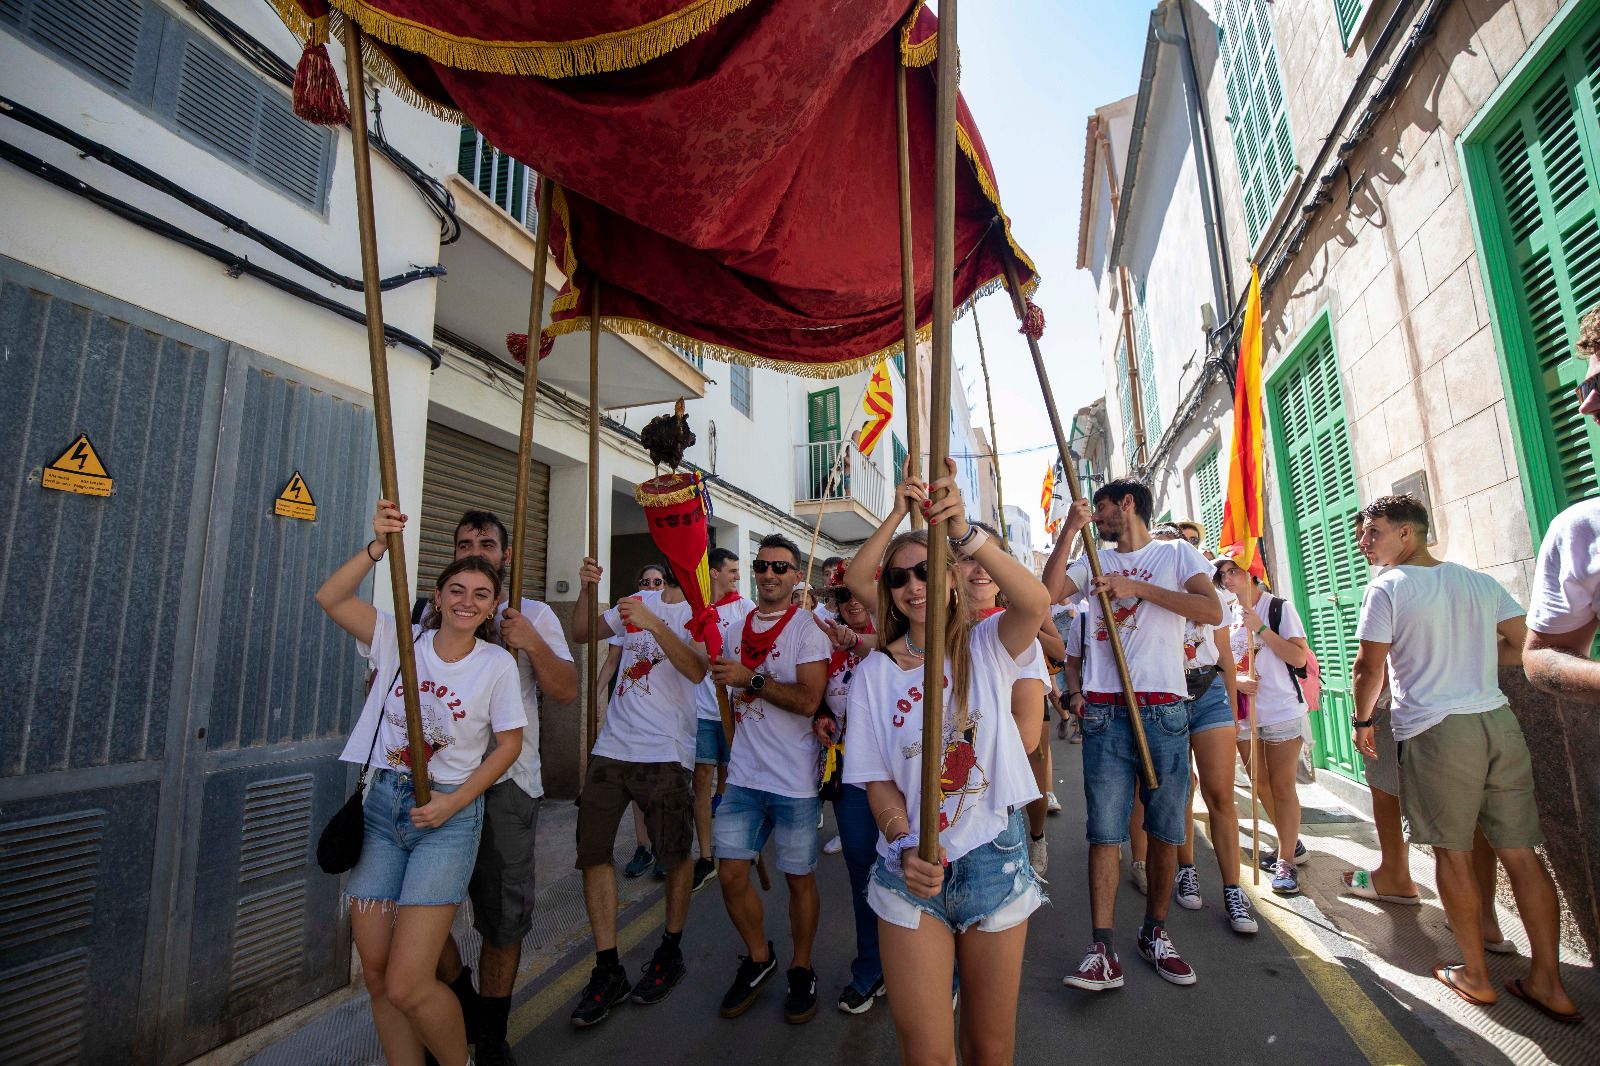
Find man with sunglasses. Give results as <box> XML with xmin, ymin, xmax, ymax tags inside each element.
<box><xmin>1044</xmin><ymin>479</ymin><xmax>1221</xmax><ymax>991</ymax></box>
<box><xmin>1526</xmin><ymin>305</ymin><xmax>1600</xmax><ymax>701</ymax></box>
<box><xmin>690</xmin><ymin>548</ymin><xmax>755</xmax><ymax>891</ymax></box>
<box><xmin>708</xmin><ymin>534</ymin><xmax>831</xmax><ymax>1024</ymax></box>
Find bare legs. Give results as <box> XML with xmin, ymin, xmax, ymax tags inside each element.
<box><xmin>693</xmin><ymin>762</ymin><xmax>718</xmax><ymax>861</ymax></box>
<box><xmin>718</xmin><ymin>860</ymin><xmax>817</xmax><ymax>969</ymax></box>
<box><xmin>353</xmin><ymin>903</ymin><xmax>468</xmax><ymax>1066</ymax></box>
<box><xmin>879</xmin><ymin>916</ymin><xmax>1028</xmax><ymax>1066</ymax></box>
<box><xmin>1188</xmin><ymin>729</ymin><xmax>1241</xmax><ymax>883</ymax></box>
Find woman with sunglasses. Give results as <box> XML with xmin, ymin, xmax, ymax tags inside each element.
<box><xmin>841</xmin><ymin>460</ymin><xmax>1051</xmax><ymax>1065</ymax></box>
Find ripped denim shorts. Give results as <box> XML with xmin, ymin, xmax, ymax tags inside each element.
<box><xmin>344</xmin><ymin>769</ymin><xmax>484</xmax><ymax>908</ymax></box>
<box><xmin>867</xmin><ymin>809</ymin><xmax>1045</xmax><ymax>933</ymax></box>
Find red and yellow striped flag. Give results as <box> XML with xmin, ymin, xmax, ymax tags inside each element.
<box><xmin>858</xmin><ymin>360</ymin><xmax>893</xmax><ymax>457</ymax></box>
<box><xmin>1220</xmin><ymin>264</ymin><xmax>1266</xmax><ymax>579</ymax></box>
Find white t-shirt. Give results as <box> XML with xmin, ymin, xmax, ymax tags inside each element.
<box><xmin>1065</xmin><ymin>540</ymin><xmax>1213</xmax><ymax>698</ymax></box>
<box><xmin>1227</xmin><ymin>593</ymin><xmax>1307</xmax><ymax>727</ymax></box>
<box><xmin>725</xmin><ymin>605</ymin><xmax>833</xmax><ymax>798</ymax></box>
<box><xmin>593</xmin><ymin>591</ymin><xmax>702</xmax><ymax>768</ymax></box>
<box><xmin>1355</xmin><ymin>562</ymin><xmax>1522</xmax><ymax>741</ymax></box>
<box><xmin>497</xmin><ymin>599</ymin><xmax>574</xmax><ymax>798</ymax></box>
<box><xmin>342</xmin><ymin>611</ymin><xmax>526</xmax><ymax>785</ymax></box>
<box><xmin>695</xmin><ymin>597</ymin><xmax>757</xmax><ymax>722</ymax></box>
<box><xmin>842</xmin><ymin>615</ymin><xmax>1042</xmax><ymax>864</ymax></box>
<box><xmin>1528</xmin><ymin>499</ymin><xmax>1600</xmax><ymax>635</ymax></box>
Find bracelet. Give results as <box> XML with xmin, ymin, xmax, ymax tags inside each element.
<box><xmin>950</xmin><ymin>524</ymin><xmax>980</xmax><ymax>547</ymax></box>
<box><xmin>365</xmin><ymin>539</ymin><xmax>384</xmax><ymax>563</ymax></box>
<box><xmin>1255</xmin><ymin>623</ymin><xmax>1268</xmax><ymax>636</ymax></box>
<box><xmin>876</xmin><ymin>806</ymin><xmax>908</xmax><ymax>834</ymax></box>
<box><xmin>846</xmin><ymin>628</ymin><xmax>860</xmax><ymax>650</ymax></box>
<box><xmin>1352</xmin><ymin>719</ymin><xmax>1374</xmax><ymax>728</ymax></box>
<box><xmin>953</xmin><ymin>527</ymin><xmax>990</xmax><ymax>558</ymax></box>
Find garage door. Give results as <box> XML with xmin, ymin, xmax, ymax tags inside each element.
<box><xmin>419</xmin><ymin>422</ymin><xmax>550</xmax><ymax>597</ymax></box>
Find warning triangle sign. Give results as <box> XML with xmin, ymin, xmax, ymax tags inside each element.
<box><xmin>42</xmin><ymin>434</ymin><xmax>113</xmax><ymax>497</ymax></box>
<box><xmin>275</xmin><ymin>471</ymin><xmax>317</xmax><ymax>520</ymax></box>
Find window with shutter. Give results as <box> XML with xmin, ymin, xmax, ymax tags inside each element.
<box><xmin>1114</xmin><ymin>334</ymin><xmax>1137</xmax><ymax>465</ymax></box>
<box><xmin>1267</xmin><ymin>314</ymin><xmax>1366</xmax><ymax>782</ymax></box>
<box><xmin>892</xmin><ymin>434</ymin><xmax>907</xmax><ymax>483</ymax></box>
<box><xmin>1468</xmin><ymin>16</ymin><xmax>1600</xmax><ymax>533</ymax></box>
<box><xmin>1218</xmin><ymin>0</ymin><xmax>1296</xmax><ymax>246</ymax></box>
<box><xmin>1333</xmin><ymin>0</ymin><xmax>1374</xmax><ymax>51</ymax></box>
<box><xmin>807</xmin><ymin>387</ymin><xmax>841</xmax><ymax>498</ymax></box>
<box><xmin>13</xmin><ymin>0</ymin><xmax>147</xmax><ymax>92</ymax></box>
<box><xmin>1134</xmin><ymin>295</ymin><xmax>1162</xmax><ymax>442</ymax></box>
<box><xmin>730</xmin><ymin>363</ymin><xmax>752</xmax><ymax>417</ymax></box>
<box><xmin>1195</xmin><ymin>445</ymin><xmax>1224</xmax><ymax>551</ymax></box>
<box><xmin>893</xmin><ymin>351</ymin><xmax>906</xmax><ymax>378</ymax></box>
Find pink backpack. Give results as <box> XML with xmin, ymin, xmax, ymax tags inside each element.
<box><xmin>1267</xmin><ymin>596</ymin><xmax>1321</xmax><ymax>710</ymax></box>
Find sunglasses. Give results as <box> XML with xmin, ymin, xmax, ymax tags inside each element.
<box><xmin>885</xmin><ymin>561</ymin><xmax>930</xmax><ymax>589</ymax></box>
<box><xmin>830</xmin><ymin>587</ymin><xmax>854</xmax><ymax>606</ymax></box>
<box><xmin>1578</xmin><ymin>372</ymin><xmax>1600</xmax><ymax>413</ymax></box>
<box><xmin>751</xmin><ymin>560</ymin><xmax>795</xmax><ymax>575</ymax></box>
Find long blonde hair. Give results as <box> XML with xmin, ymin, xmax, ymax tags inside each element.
<box><xmin>874</xmin><ymin>531</ymin><xmax>975</xmax><ymax>733</ymax></box>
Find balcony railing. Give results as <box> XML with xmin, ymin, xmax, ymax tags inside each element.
<box><xmin>795</xmin><ymin>440</ymin><xmax>890</xmax><ymax>519</ymax></box>
<box><xmin>458</xmin><ymin>126</ymin><xmax>536</xmax><ymax>229</ymax></box>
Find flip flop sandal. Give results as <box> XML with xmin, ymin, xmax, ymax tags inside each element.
<box><xmin>1435</xmin><ymin>966</ymin><xmax>1494</xmax><ymax>1007</ymax></box>
<box><xmin>1504</xmin><ymin>979</ymin><xmax>1583</xmax><ymax>1025</ymax></box>
<box><xmin>1342</xmin><ymin>869</ymin><xmax>1421</xmax><ymax>905</ymax></box>
<box><xmin>1484</xmin><ymin>938</ymin><xmax>1517</xmax><ymax>955</ymax></box>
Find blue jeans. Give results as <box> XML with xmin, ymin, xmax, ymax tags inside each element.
<box><xmin>1081</xmin><ymin>700</ymin><xmax>1191</xmax><ymax>846</ymax></box>
<box><xmin>712</xmin><ymin>784</ymin><xmax>821</xmax><ymax>875</ymax></box>
<box><xmin>345</xmin><ymin>769</ymin><xmax>484</xmax><ymax>906</ymax></box>
<box><xmin>1186</xmin><ymin>673</ymin><xmax>1234</xmax><ymax>734</ymax></box>
<box><xmin>832</xmin><ymin>785</ymin><xmax>881</xmax><ymax>994</ymax></box>
<box><xmin>868</xmin><ymin>810</ymin><xmax>1043</xmax><ymax>933</ymax></box>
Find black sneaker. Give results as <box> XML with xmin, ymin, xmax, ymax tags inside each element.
<box><xmin>691</xmin><ymin>857</ymin><xmax>717</xmax><ymax>892</ymax></box>
<box><xmin>631</xmin><ymin>951</ymin><xmax>687</xmax><ymax>1005</ymax></box>
<box><xmin>570</xmin><ymin>964</ymin><xmax>632</xmax><ymax>1028</ymax></box>
<box><xmin>624</xmin><ymin>845</ymin><xmax>655</xmax><ymax>878</ymax></box>
<box><xmin>837</xmin><ymin>976</ymin><xmax>885</xmax><ymax>1015</ymax></box>
<box><xmin>718</xmin><ymin>943</ymin><xmax>778</xmax><ymax>1018</ymax></box>
<box><xmin>783</xmin><ymin>967</ymin><xmax>818</xmax><ymax>1024</ymax></box>
<box><xmin>1257</xmin><ymin>839</ymin><xmax>1309</xmax><ymax>870</ymax></box>
<box><xmin>475</xmin><ymin>1038</ymin><xmax>517</xmax><ymax>1066</ymax></box>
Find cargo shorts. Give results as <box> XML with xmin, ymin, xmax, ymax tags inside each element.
<box><xmin>575</xmin><ymin>755</ymin><xmax>694</xmax><ymax>870</ymax></box>
<box><xmin>1399</xmin><ymin>706</ymin><xmax>1544</xmax><ymax>852</ymax></box>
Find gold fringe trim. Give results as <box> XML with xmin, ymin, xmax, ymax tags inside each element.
<box><xmin>549</xmin><ymin>184</ymin><xmax>581</xmax><ymax>315</ymax></box>
<box><xmin>899</xmin><ymin>1</ymin><xmax>936</xmax><ymax>68</ymax></box>
<box><xmin>317</xmin><ymin>0</ymin><xmax>754</xmax><ymax>79</ymax></box>
<box><xmin>957</xmin><ymin>123</ymin><xmax>1039</xmax><ymax>282</ymax></box>
<box><xmin>635</xmin><ymin>475</ymin><xmax>704</xmax><ymax>507</ymax></box>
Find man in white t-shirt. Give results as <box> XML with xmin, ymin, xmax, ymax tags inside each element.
<box><xmin>1044</xmin><ymin>479</ymin><xmax>1221</xmax><ymax>992</ymax></box>
<box><xmin>707</xmin><ymin>534</ymin><xmax>830</xmax><ymax>1024</ymax></box>
<box><xmin>691</xmin><ymin>547</ymin><xmax>755</xmax><ymax>891</ymax></box>
<box><xmin>418</xmin><ymin>510</ymin><xmax>576</xmax><ymax>1064</ymax></box>
<box><xmin>569</xmin><ymin>557</ymin><xmax>708</xmax><ymax>1027</ymax></box>
<box><xmin>1353</xmin><ymin>494</ymin><xmax>1575</xmax><ymax>1019</ymax></box>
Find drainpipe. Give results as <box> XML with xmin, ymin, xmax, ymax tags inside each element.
<box><xmin>1098</xmin><ymin>125</ymin><xmax>1149</xmax><ymax>469</ymax></box>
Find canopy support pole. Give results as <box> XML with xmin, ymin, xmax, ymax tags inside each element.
<box><xmin>918</xmin><ymin>0</ymin><xmax>958</xmax><ymax>863</ymax></box>
<box><xmin>509</xmin><ymin>177</ymin><xmax>555</xmax><ymax>604</ymax></box>
<box><xmin>970</xmin><ymin>301</ymin><xmax>1007</xmax><ymax>549</ymax></box>
<box><xmin>585</xmin><ymin>286</ymin><xmax>602</xmax><ymax>766</ymax></box>
<box><xmin>896</xmin><ymin>50</ymin><xmax>924</xmax><ymax>530</ymax></box>
<box><xmin>342</xmin><ymin>23</ymin><xmax>429</xmax><ymax>803</ymax></box>
<box><xmin>1001</xmin><ymin>254</ymin><xmax>1157</xmax><ymax>790</ymax></box>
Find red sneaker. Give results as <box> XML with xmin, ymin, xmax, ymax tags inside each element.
<box><xmin>1137</xmin><ymin>927</ymin><xmax>1197</xmax><ymax>986</ymax></box>
<box><xmin>1062</xmin><ymin>941</ymin><xmax>1124</xmax><ymax>991</ymax></box>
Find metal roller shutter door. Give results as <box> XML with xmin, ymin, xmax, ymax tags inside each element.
<box><xmin>419</xmin><ymin>422</ymin><xmax>550</xmax><ymax>596</ymax></box>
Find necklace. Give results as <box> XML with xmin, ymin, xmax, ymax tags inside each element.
<box><xmin>904</xmin><ymin>632</ymin><xmax>925</xmax><ymax>658</ymax></box>
<box><xmin>435</xmin><ymin>638</ymin><xmax>473</xmax><ymax>664</ymax></box>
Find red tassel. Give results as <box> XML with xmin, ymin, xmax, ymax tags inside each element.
<box><xmin>507</xmin><ymin>331</ymin><xmax>555</xmax><ymax>365</ymax></box>
<box><xmin>1019</xmin><ymin>300</ymin><xmax>1045</xmax><ymax>340</ymax></box>
<box><xmin>293</xmin><ymin>18</ymin><xmax>349</xmax><ymax>127</ymax></box>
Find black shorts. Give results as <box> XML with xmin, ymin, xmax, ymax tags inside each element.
<box><xmin>469</xmin><ymin>780</ymin><xmax>542</xmax><ymax>947</ymax></box>
<box><xmin>575</xmin><ymin>756</ymin><xmax>694</xmax><ymax>870</ymax></box>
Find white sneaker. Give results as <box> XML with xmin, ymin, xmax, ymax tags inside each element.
<box><xmin>1174</xmin><ymin>865</ymin><xmax>1202</xmax><ymax>910</ymax></box>
<box><xmin>1131</xmin><ymin>859</ymin><xmax>1148</xmax><ymax>896</ymax></box>
<box><xmin>1029</xmin><ymin>836</ymin><xmax>1048</xmax><ymax>876</ymax></box>
<box><xmin>1046</xmin><ymin>791</ymin><xmax>1062</xmax><ymax>814</ymax></box>
<box><xmin>822</xmin><ymin>835</ymin><xmax>842</xmax><ymax>855</ymax></box>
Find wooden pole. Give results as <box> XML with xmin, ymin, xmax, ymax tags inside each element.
<box><xmin>918</xmin><ymin>0</ymin><xmax>958</xmax><ymax>863</ymax></box>
<box><xmin>508</xmin><ymin>177</ymin><xmax>555</xmax><ymax>604</ymax></box>
<box><xmin>896</xmin><ymin>52</ymin><xmax>924</xmax><ymax>530</ymax></box>
<box><xmin>342</xmin><ymin>24</ymin><xmax>429</xmax><ymax>803</ymax></box>
<box><xmin>585</xmin><ymin>286</ymin><xmax>602</xmax><ymax>759</ymax></box>
<box><xmin>1247</xmin><ymin>620</ymin><xmax>1260</xmax><ymax>884</ymax></box>
<box><xmin>1001</xmin><ymin>254</ymin><xmax>1158</xmax><ymax>790</ymax></box>
<box><xmin>969</xmin><ymin>299</ymin><xmax>1008</xmax><ymax>548</ymax></box>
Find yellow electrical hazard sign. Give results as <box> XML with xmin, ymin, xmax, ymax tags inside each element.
<box><xmin>274</xmin><ymin>471</ymin><xmax>317</xmax><ymax>521</ymax></box>
<box><xmin>42</xmin><ymin>434</ymin><xmax>113</xmax><ymax>497</ymax></box>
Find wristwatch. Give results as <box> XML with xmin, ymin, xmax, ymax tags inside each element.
<box><xmin>1352</xmin><ymin>718</ymin><xmax>1373</xmax><ymax>728</ymax></box>
<box><xmin>745</xmin><ymin>673</ymin><xmax>766</xmax><ymax>696</ymax></box>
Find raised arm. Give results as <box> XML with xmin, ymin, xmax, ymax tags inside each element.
<box><xmin>315</xmin><ymin>498</ymin><xmax>402</xmax><ymax>644</ymax></box>
<box><xmin>572</xmin><ymin>557</ymin><xmax>617</xmax><ymax>643</ymax></box>
<box><xmin>1041</xmin><ymin>499</ymin><xmax>1092</xmax><ymax>601</ymax></box>
<box><xmin>845</xmin><ymin>469</ymin><xmax>923</xmax><ymax>612</ymax></box>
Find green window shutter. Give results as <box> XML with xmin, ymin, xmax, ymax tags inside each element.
<box><xmin>1269</xmin><ymin>319</ymin><xmax>1366</xmax><ymax>782</ymax></box>
<box><xmin>1479</xmin><ymin>24</ymin><xmax>1600</xmax><ymax>513</ymax></box>
<box><xmin>1134</xmin><ymin>297</ymin><xmax>1161</xmax><ymax>442</ymax></box>
<box><xmin>892</xmin><ymin>434</ymin><xmax>908</xmax><ymax>481</ymax></box>
<box><xmin>1333</xmin><ymin>0</ymin><xmax>1372</xmax><ymax>50</ymax></box>
<box><xmin>893</xmin><ymin>351</ymin><xmax>906</xmax><ymax>378</ymax></box>
<box><xmin>1196</xmin><ymin>445</ymin><xmax>1224</xmax><ymax>551</ymax></box>
<box><xmin>1219</xmin><ymin>0</ymin><xmax>1296</xmax><ymax>246</ymax></box>
<box><xmin>1115</xmin><ymin>335</ymin><xmax>1137</xmax><ymax>464</ymax></box>
<box><xmin>807</xmin><ymin>386</ymin><xmax>841</xmax><ymax>496</ymax></box>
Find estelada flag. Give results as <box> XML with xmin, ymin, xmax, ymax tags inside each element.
<box><xmin>635</xmin><ymin>472</ymin><xmax>723</xmax><ymax>658</ymax></box>
<box><xmin>858</xmin><ymin>360</ymin><xmax>893</xmax><ymax>458</ymax></box>
<box><xmin>1220</xmin><ymin>264</ymin><xmax>1267</xmax><ymax>580</ymax></box>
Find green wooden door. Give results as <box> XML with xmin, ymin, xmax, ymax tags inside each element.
<box><xmin>807</xmin><ymin>387</ymin><xmax>841</xmax><ymax>498</ymax></box>
<box><xmin>1268</xmin><ymin>318</ymin><xmax>1367</xmax><ymax>781</ymax></box>
<box><xmin>1477</xmin><ymin>18</ymin><xmax>1600</xmax><ymax>527</ymax></box>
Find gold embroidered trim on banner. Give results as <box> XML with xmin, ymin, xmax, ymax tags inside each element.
<box><xmin>634</xmin><ymin>478</ymin><xmax>703</xmax><ymax>507</ymax></box>
<box><xmin>899</xmin><ymin>1</ymin><xmax>935</xmax><ymax>68</ymax></box>
<box><xmin>549</xmin><ymin>184</ymin><xmax>582</xmax><ymax>315</ymax></box>
<box><xmin>957</xmin><ymin>123</ymin><xmax>1038</xmax><ymax>281</ymax></box>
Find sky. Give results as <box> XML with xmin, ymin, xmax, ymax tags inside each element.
<box><xmin>942</xmin><ymin>2</ymin><xmax>1152</xmax><ymax>550</ymax></box>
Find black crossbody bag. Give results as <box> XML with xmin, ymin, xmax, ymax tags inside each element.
<box><xmin>317</xmin><ymin>664</ymin><xmax>402</xmax><ymax>875</ymax></box>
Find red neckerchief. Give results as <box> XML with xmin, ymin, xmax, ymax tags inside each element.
<box><xmin>713</xmin><ymin>591</ymin><xmax>742</xmax><ymax>608</ymax></box>
<box><xmin>976</xmin><ymin>605</ymin><xmax>1005</xmax><ymax>620</ymax></box>
<box><xmin>740</xmin><ymin>605</ymin><xmax>798</xmax><ymax>670</ymax></box>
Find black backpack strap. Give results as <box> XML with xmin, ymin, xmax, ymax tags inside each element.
<box><xmin>410</xmin><ymin>596</ymin><xmax>430</xmax><ymax>626</ymax></box>
<box><xmin>1265</xmin><ymin>596</ymin><xmax>1305</xmax><ymax>703</ymax></box>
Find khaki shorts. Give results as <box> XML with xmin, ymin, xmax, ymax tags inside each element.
<box><xmin>1360</xmin><ymin>702</ymin><xmax>1400</xmax><ymax>797</ymax></box>
<box><xmin>575</xmin><ymin>755</ymin><xmax>694</xmax><ymax>870</ymax></box>
<box><xmin>1398</xmin><ymin>706</ymin><xmax>1544</xmax><ymax>852</ymax></box>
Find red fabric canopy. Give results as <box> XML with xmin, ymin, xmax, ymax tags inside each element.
<box><xmin>280</xmin><ymin>0</ymin><xmax>1036</xmax><ymax>376</ymax></box>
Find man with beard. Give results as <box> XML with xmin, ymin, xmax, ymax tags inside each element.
<box><xmin>708</xmin><ymin>534</ymin><xmax>831</xmax><ymax>1023</ymax></box>
<box><xmin>1043</xmin><ymin>480</ymin><xmax>1220</xmax><ymax>991</ymax></box>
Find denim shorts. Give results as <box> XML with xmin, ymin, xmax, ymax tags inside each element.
<box><xmin>1081</xmin><ymin>700</ymin><xmax>1191</xmax><ymax>846</ymax></box>
<box><xmin>868</xmin><ymin>810</ymin><xmax>1044</xmax><ymax>933</ymax></box>
<box><xmin>1186</xmin><ymin>674</ymin><xmax>1234</xmax><ymax>735</ymax></box>
<box><xmin>695</xmin><ymin>717</ymin><xmax>731</xmax><ymax>765</ymax></box>
<box><xmin>346</xmin><ymin>769</ymin><xmax>484</xmax><ymax>907</ymax></box>
<box><xmin>712</xmin><ymin>783</ymin><xmax>821</xmax><ymax>875</ymax></box>
<box><xmin>1236</xmin><ymin>717</ymin><xmax>1305</xmax><ymax>744</ymax></box>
